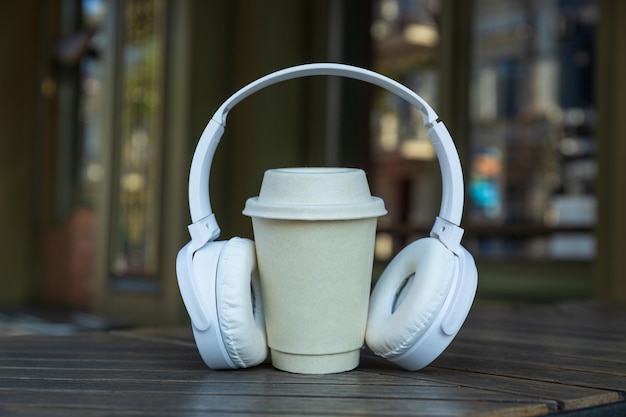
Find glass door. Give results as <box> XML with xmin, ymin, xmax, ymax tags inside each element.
<box><xmin>466</xmin><ymin>0</ymin><xmax>597</xmax><ymax>261</ymax></box>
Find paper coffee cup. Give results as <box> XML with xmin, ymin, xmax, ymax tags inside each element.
<box><xmin>243</xmin><ymin>168</ymin><xmax>386</xmax><ymax>373</ymax></box>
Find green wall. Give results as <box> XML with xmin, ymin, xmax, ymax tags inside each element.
<box><xmin>187</xmin><ymin>0</ymin><xmax>330</xmax><ymax>240</ymax></box>
<box><xmin>0</xmin><ymin>2</ymin><xmax>38</xmax><ymax>305</ymax></box>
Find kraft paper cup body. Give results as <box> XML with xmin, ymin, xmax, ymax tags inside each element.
<box><xmin>243</xmin><ymin>168</ymin><xmax>386</xmax><ymax>374</ymax></box>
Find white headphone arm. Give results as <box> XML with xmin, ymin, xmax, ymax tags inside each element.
<box><xmin>187</xmin><ymin>63</ymin><xmax>465</xmax><ymax>250</ymax></box>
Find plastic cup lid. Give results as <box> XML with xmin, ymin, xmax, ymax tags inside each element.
<box><xmin>242</xmin><ymin>168</ymin><xmax>387</xmax><ymax>220</ymax></box>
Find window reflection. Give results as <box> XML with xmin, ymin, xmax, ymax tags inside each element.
<box><xmin>110</xmin><ymin>0</ymin><xmax>165</xmax><ymax>282</ymax></box>
<box><xmin>467</xmin><ymin>0</ymin><xmax>597</xmax><ymax>260</ymax></box>
<box><xmin>370</xmin><ymin>0</ymin><xmax>441</xmax><ymax>260</ymax></box>
<box><xmin>371</xmin><ymin>0</ymin><xmax>597</xmax><ymax>261</ymax></box>
<box><xmin>79</xmin><ymin>0</ymin><xmax>108</xmax><ymax>208</ymax></box>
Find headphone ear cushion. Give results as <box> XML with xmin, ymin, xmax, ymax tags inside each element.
<box><xmin>216</xmin><ymin>237</ymin><xmax>268</xmax><ymax>368</ymax></box>
<box><xmin>366</xmin><ymin>237</ymin><xmax>455</xmax><ymax>359</ymax></box>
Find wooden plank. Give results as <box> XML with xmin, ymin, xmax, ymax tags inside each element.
<box><xmin>1</xmin><ymin>301</ymin><xmax>625</xmax><ymax>416</ymax></box>
<box><xmin>0</xmin><ymin>366</ymin><xmax>443</xmax><ymax>388</ymax></box>
<box><xmin>413</xmin><ymin>367</ymin><xmax>621</xmax><ymax>412</ymax></box>
<box><xmin>463</xmin><ymin>317</ymin><xmax>626</xmax><ymax>344</ymax></box>
<box><xmin>359</xmin><ymin>353</ymin><xmax>620</xmax><ymax>412</ymax></box>
<box><xmin>114</xmin><ymin>326</ymin><xmax>196</xmax><ymax>343</ymax></box>
<box><xmin>432</xmin><ymin>351</ymin><xmax>626</xmax><ymax>393</ymax></box>
<box><xmin>455</xmin><ymin>325</ymin><xmax>626</xmax><ymax>354</ymax></box>
<box><xmin>0</xmin><ymin>332</ymin><xmax>191</xmax><ymax>351</ymax></box>
<box><xmin>0</xmin><ymin>379</ymin><xmax>547</xmax><ymax>404</ymax></box>
<box><xmin>0</xmin><ymin>335</ymin><xmax>441</xmax><ymax>387</ymax></box>
<box><xmin>0</xmin><ymin>389</ymin><xmax>551</xmax><ymax>417</ymax></box>
<box><xmin>0</xmin><ymin>333</ymin><xmax>554</xmax><ymax>417</ymax></box>
<box><xmin>464</xmin><ymin>301</ymin><xmax>626</xmax><ymax>334</ymax></box>
<box><xmin>432</xmin><ymin>302</ymin><xmax>626</xmax><ymax>398</ymax></box>
<box><xmin>354</xmin><ymin>301</ymin><xmax>626</xmax><ymax>414</ymax></box>
<box><xmin>443</xmin><ymin>340</ymin><xmax>626</xmax><ymax>376</ymax></box>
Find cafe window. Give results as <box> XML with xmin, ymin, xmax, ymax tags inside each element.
<box><xmin>370</xmin><ymin>0</ymin><xmax>597</xmax><ymax>263</ymax></box>
<box><xmin>109</xmin><ymin>0</ymin><xmax>167</xmax><ymax>290</ymax></box>
<box><xmin>370</xmin><ymin>0</ymin><xmax>443</xmax><ymax>260</ymax></box>
<box><xmin>466</xmin><ymin>0</ymin><xmax>597</xmax><ymax>260</ymax></box>
<box><xmin>67</xmin><ymin>0</ymin><xmax>168</xmax><ymax>294</ymax></box>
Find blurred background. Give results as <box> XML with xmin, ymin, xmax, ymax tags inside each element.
<box><xmin>1</xmin><ymin>0</ymin><xmax>624</xmax><ymax>329</ymax></box>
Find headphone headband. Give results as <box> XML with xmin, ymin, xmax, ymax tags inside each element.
<box><xmin>187</xmin><ymin>63</ymin><xmax>464</xmax><ymax>246</ymax></box>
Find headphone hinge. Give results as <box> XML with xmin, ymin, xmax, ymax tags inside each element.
<box><xmin>430</xmin><ymin>216</ymin><xmax>464</xmax><ymax>255</ymax></box>
<box><xmin>188</xmin><ymin>213</ymin><xmax>221</xmax><ymax>245</ymax></box>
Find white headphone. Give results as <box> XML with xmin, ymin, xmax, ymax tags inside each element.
<box><xmin>176</xmin><ymin>63</ymin><xmax>478</xmax><ymax>371</ymax></box>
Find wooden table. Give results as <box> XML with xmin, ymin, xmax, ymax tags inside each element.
<box><xmin>0</xmin><ymin>301</ymin><xmax>625</xmax><ymax>416</ymax></box>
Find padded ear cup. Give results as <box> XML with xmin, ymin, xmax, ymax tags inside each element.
<box><xmin>366</xmin><ymin>237</ymin><xmax>455</xmax><ymax>359</ymax></box>
<box><xmin>216</xmin><ymin>237</ymin><xmax>268</xmax><ymax>367</ymax></box>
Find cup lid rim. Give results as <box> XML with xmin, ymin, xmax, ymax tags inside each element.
<box><xmin>243</xmin><ymin>196</ymin><xmax>387</xmax><ymax>220</ymax></box>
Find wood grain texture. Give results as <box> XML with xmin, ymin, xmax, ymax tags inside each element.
<box><xmin>0</xmin><ymin>301</ymin><xmax>624</xmax><ymax>416</ymax></box>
